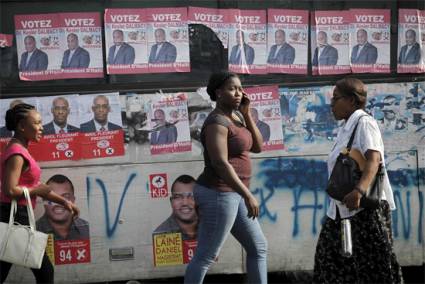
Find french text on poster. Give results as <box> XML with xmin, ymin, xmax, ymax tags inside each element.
<box><xmin>153</xmin><ymin>232</ymin><xmax>183</xmax><ymax>266</ymax></box>
<box><xmin>54</xmin><ymin>239</ymin><xmax>91</xmax><ymax>265</ymax></box>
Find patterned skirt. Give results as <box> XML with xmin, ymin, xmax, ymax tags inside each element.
<box><xmin>313</xmin><ymin>201</ymin><xmax>403</xmax><ymax>284</ymax></box>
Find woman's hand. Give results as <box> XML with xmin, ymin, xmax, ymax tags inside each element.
<box><xmin>63</xmin><ymin>201</ymin><xmax>80</xmax><ymax>219</ymax></box>
<box><xmin>342</xmin><ymin>190</ymin><xmax>363</xmax><ymax>210</ymax></box>
<box><xmin>238</xmin><ymin>92</ymin><xmax>251</xmax><ymax>116</ymax></box>
<box><xmin>244</xmin><ymin>194</ymin><xmax>259</xmax><ymax>219</ymax></box>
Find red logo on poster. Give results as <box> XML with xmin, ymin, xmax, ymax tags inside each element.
<box><xmin>54</xmin><ymin>239</ymin><xmax>91</xmax><ymax>265</ymax></box>
<box><xmin>149</xmin><ymin>174</ymin><xmax>168</xmax><ymax>198</ymax></box>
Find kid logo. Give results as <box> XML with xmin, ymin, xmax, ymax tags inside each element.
<box><xmin>149</xmin><ymin>173</ymin><xmax>169</xmax><ymax>198</ymax></box>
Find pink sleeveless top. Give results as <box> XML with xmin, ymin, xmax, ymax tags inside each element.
<box><xmin>0</xmin><ymin>143</ymin><xmax>39</xmax><ymax>207</ymax></box>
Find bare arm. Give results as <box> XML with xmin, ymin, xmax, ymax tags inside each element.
<box><xmin>43</xmin><ymin>191</ymin><xmax>80</xmax><ymax>218</ymax></box>
<box><xmin>1</xmin><ymin>155</ymin><xmax>51</xmax><ymax>199</ymax></box>
<box><xmin>239</xmin><ymin>93</ymin><xmax>263</xmax><ymax>153</ymax></box>
<box><xmin>343</xmin><ymin>149</ymin><xmax>381</xmax><ymax>209</ymax></box>
<box><xmin>205</xmin><ymin>124</ymin><xmax>259</xmax><ymax>218</ymax></box>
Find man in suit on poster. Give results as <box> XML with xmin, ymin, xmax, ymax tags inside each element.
<box><xmin>108</xmin><ymin>29</ymin><xmax>135</xmax><ymax>65</ymax></box>
<box><xmin>312</xmin><ymin>31</ymin><xmax>338</xmax><ymax>66</ymax></box>
<box><xmin>229</xmin><ymin>29</ymin><xmax>255</xmax><ymax>65</ymax></box>
<box><xmin>250</xmin><ymin>107</ymin><xmax>270</xmax><ymax>142</ymax></box>
<box><xmin>267</xmin><ymin>29</ymin><xmax>295</xmax><ymax>65</ymax></box>
<box><xmin>61</xmin><ymin>33</ymin><xmax>90</xmax><ymax>69</ymax></box>
<box><xmin>351</xmin><ymin>29</ymin><xmax>378</xmax><ymax>64</ymax></box>
<box><xmin>19</xmin><ymin>35</ymin><xmax>48</xmax><ymax>71</ymax></box>
<box><xmin>150</xmin><ymin>108</ymin><xmax>178</xmax><ymax>145</ymax></box>
<box><xmin>43</xmin><ymin>97</ymin><xmax>79</xmax><ymax>135</ymax></box>
<box><xmin>398</xmin><ymin>29</ymin><xmax>421</xmax><ymax>65</ymax></box>
<box><xmin>148</xmin><ymin>28</ymin><xmax>177</xmax><ymax>64</ymax></box>
<box><xmin>80</xmin><ymin>95</ymin><xmax>121</xmax><ymax>133</ymax></box>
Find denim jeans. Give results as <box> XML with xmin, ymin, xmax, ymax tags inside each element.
<box><xmin>184</xmin><ymin>184</ymin><xmax>267</xmax><ymax>284</ymax></box>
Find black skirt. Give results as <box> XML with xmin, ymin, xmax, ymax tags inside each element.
<box><xmin>313</xmin><ymin>200</ymin><xmax>403</xmax><ymax>284</ymax></box>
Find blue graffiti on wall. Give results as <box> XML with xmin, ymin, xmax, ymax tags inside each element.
<box><xmin>87</xmin><ymin>173</ymin><xmax>137</xmax><ymax>238</ymax></box>
<box><xmin>254</xmin><ymin>157</ymin><xmax>423</xmax><ymax>243</ymax></box>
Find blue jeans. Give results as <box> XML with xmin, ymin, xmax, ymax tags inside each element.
<box><xmin>184</xmin><ymin>184</ymin><xmax>267</xmax><ymax>284</ymax></box>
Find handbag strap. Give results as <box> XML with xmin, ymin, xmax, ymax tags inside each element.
<box><xmin>346</xmin><ymin>115</ymin><xmax>368</xmax><ymax>151</ymax></box>
<box><xmin>21</xmin><ymin>187</ymin><xmax>36</xmax><ymax>232</ymax></box>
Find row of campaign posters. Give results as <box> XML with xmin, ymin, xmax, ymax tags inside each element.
<box><xmin>0</xmin><ymin>86</ymin><xmax>284</xmax><ymax>161</ymax></box>
<box><xmin>12</xmin><ymin>8</ymin><xmax>424</xmax><ymax>81</ymax></box>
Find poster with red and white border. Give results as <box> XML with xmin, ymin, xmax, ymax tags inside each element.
<box><xmin>149</xmin><ymin>93</ymin><xmax>191</xmax><ymax>155</ymax></box>
<box><xmin>228</xmin><ymin>9</ymin><xmax>267</xmax><ymax>74</ymax></box>
<box><xmin>104</xmin><ymin>9</ymin><xmax>148</xmax><ymax>74</ymax></box>
<box><xmin>15</xmin><ymin>13</ymin><xmax>62</xmax><ymax>81</ymax></box>
<box><xmin>146</xmin><ymin>8</ymin><xmax>190</xmax><ymax>73</ymax></box>
<box><xmin>30</xmin><ymin>95</ymin><xmax>81</xmax><ymax>161</ymax></box>
<box><xmin>244</xmin><ymin>86</ymin><xmax>284</xmax><ymax>151</ymax></box>
<box><xmin>267</xmin><ymin>9</ymin><xmax>308</xmax><ymax>74</ymax></box>
<box><xmin>0</xmin><ymin>34</ymin><xmax>13</xmax><ymax>48</ymax></box>
<box><xmin>188</xmin><ymin>7</ymin><xmax>230</xmax><ymax>48</ymax></box>
<box><xmin>58</xmin><ymin>12</ymin><xmax>103</xmax><ymax>79</ymax></box>
<box><xmin>79</xmin><ymin>93</ymin><xmax>125</xmax><ymax>159</ymax></box>
<box><xmin>311</xmin><ymin>11</ymin><xmax>351</xmax><ymax>75</ymax></box>
<box><xmin>0</xmin><ymin>97</ymin><xmax>38</xmax><ymax>154</ymax></box>
<box><xmin>349</xmin><ymin>9</ymin><xmax>391</xmax><ymax>73</ymax></box>
<box><xmin>398</xmin><ymin>9</ymin><xmax>425</xmax><ymax>73</ymax></box>
<box><xmin>149</xmin><ymin>173</ymin><xmax>169</xmax><ymax>198</ymax></box>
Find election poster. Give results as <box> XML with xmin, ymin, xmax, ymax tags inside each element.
<box><xmin>104</xmin><ymin>9</ymin><xmax>148</xmax><ymax>74</ymax></box>
<box><xmin>311</xmin><ymin>11</ymin><xmax>351</xmax><ymax>75</ymax></box>
<box><xmin>146</xmin><ymin>7</ymin><xmax>190</xmax><ymax>73</ymax></box>
<box><xmin>349</xmin><ymin>9</ymin><xmax>391</xmax><ymax>73</ymax></box>
<box><xmin>153</xmin><ymin>233</ymin><xmax>197</xmax><ymax>266</ymax></box>
<box><xmin>267</xmin><ymin>9</ymin><xmax>308</xmax><ymax>74</ymax></box>
<box><xmin>244</xmin><ymin>85</ymin><xmax>284</xmax><ymax>151</ymax></box>
<box><xmin>35</xmin><ymin>171</ymin><xmax>91</xmax><ymax>265</ymax></box>
<box><xmin>31</xmin><ymin>95</ymin><xmax>81</xmax><ymax>161</ymax></box>
<box><xmin>79</xmin><ymin>93</ymin><xmax>125</xmax><ymax>160</ymax></box>
<box><xmin>397</xmin><ymin>9</ymin><xmax>424</xmax><ymax>73</ymax></box>
<box><xmin>228</xmin><ymin>9</ymin><xmax>267</xmax><ymax>74</ymax></box>
<box><xmin>15</xmin><ymin>13</ymin><xmax>62</xmax><ymax>81</ymax></box>
<box><xmin>0</xmin><ymin>34</ymin><xmax>13</xmax><ymax>48</ymax></box>
<box><xmin>421</xmin><ymin>10</ymin><xmax>425</xmax><ymax>69</ymax></box>
<box><xmin>280</xmin><ymin>86</ymin><xmax>338</xmax><ymax>155</ymax></box>
<box><xmin>188</xmin><ymin>6</ymin><xmax>230</xmax><ymax>48</ymax></box>
<box><xmin>149</xmin><ymin>93</ymin><xmax>191</xmax><ymax>155</ymax></box>
<box><xmin>59</xmin><ymin>12</ymin><xmax>103</xmax><ymax>79</ymax></box>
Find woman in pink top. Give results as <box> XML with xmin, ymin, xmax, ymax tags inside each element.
<box><xmin>0</xmin><ymin>103</ymin><xmax>79</xmax><ymax>284</ymax></box>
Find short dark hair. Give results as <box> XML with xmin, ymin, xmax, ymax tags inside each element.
<box><xmin>206</xmin><ymin>71</ymin><xmax>239</xmax><ymax>101</ymax></box>
<box><xmin>171</xmin><ymin>175</ymin><xmax>196</xmax><ymax>194</ymax></box>
<box><xmin>5</xmin><ymin>103</ymin><xmax>35</xmax><ymax>131</ymax></box>
<box><xmin>46</xmin><ymin>174</ymin><xmax>75</xmax><ymax>194</ymax></box>
<box><xmin>335</xmin><ymin>77</ymin><xmax>367</xmax><ymax>109</ymax></box>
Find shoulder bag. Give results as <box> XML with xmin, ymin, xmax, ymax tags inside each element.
<box><xmin>0</xmin><ymin>187</ymin><xmax>48</xmax><ymax>269</ymax></box>
<box><xmin>326</xmin><ymin>116</ymin><xmax>383</xmax><ymax>209</ymax></box>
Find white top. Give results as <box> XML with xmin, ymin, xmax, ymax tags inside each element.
<box><xmin>113</xmin><ymin>45</ymin><xmax>121</xmax><ymax>59</ymax></box>
<box><xmin>327</xmin><ymin>109</ymin><xmax>396</xmax><ymax>220</ymax></box>
<box><xmin>274</xmin><ymin>45</ymin><xmax>282</xmax><ymax>58</ymax></box>
<box><xmin>68</xmin><ymin>49</ymin><xmax>76</xmax><ymax>64</ymax></box>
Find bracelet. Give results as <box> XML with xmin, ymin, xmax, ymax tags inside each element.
<box><xmin>354</xmin><ymin>186</ymin><xmax>365</xmax><ymax>196</ymax></box>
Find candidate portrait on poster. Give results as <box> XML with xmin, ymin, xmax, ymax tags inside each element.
<box><xmin>42</xmin><ymin>96</ymin><xmax>80</xmax><ymax>135</ymax></box>
<box><xmin>267</xmin><ymin>29</ymin><xmax>295</xmax><ymax>65</ymax></box>
<box><xmin>61</xmin><ymin>33</ymin><xmax>90</xmax><ymax>69</ymax></box>
<box><xmin>351</xmin><ymin>29</ymin><xmax>378</xmax><ymax>64</ymax></box>
<box><xmin>398</xmin><ymin>29</ymin><xmax>421</xmax><ymax>65</ymax></box>
<box><xmin>312</xmin><ymin>31</ymin><xmax>338</xmax><ymax>66</ymax></box>
<box><xmin>108</xmin><ymin>29</ymin><xmax>135</xmax><ymax>65</ymax></box>
<box><xmin>229</xmin><ymin>29</ymin><xmax>255</xmax><ymax>65</ymax></box>
<box><xmin>19</xmin><ymin>35</ymin><xmax>48</xmax><ymax>71</ymax></box>
<box><xmin>148</xmin><ymin>28</ymin><xmax>177</xmax><ymax>64</ymax></box>
<box><xmin>80</xmin><ymin>94</ymin><xmax>122</xmax><ymax>133</ymax></box>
